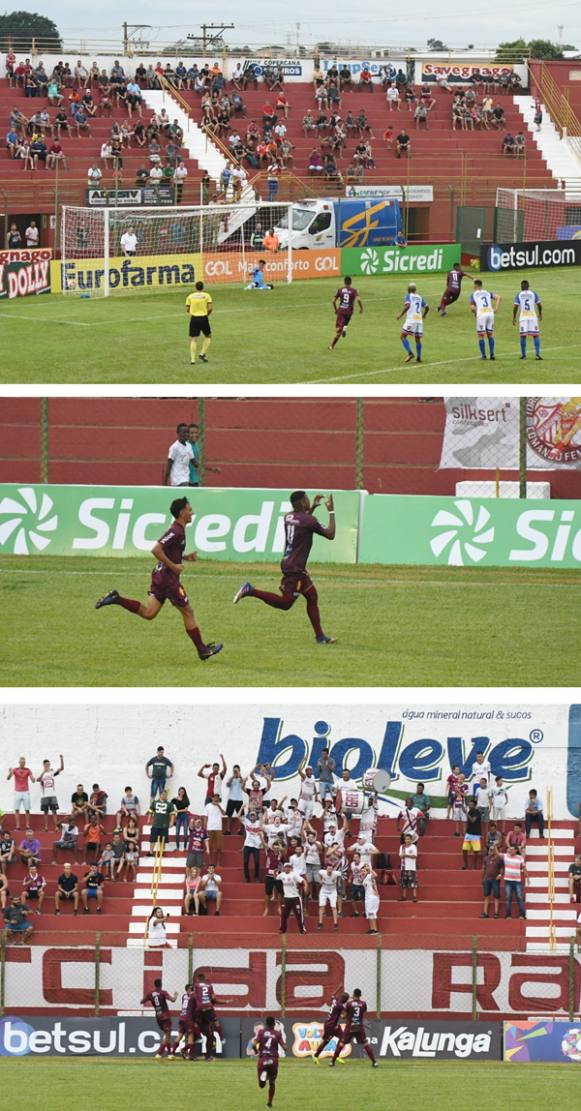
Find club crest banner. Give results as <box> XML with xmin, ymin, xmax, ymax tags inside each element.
<box><xmin>440</xmin><ymin>397</ymin><xmax>581</xmax><ymax>470</ymax></box>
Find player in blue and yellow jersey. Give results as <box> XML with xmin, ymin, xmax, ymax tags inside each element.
<box><xmin>512</xmin><ymin>280</ymin><xmax>542</xmax><ymax>360</ymax></box>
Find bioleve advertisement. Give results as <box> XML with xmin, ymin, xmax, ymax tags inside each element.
<box><xmin>342</xmin><ymin>243</ymin><xmax>461</xmax><ymax>277</ymax></box>
<box><xmin>359</xmin><ymin>494</ymin><xmax>581</xmax><ymax>569</ymax></box>
<box><xmin>0</xmin><ymin>485</ymin><xmax>360</xmax><ymax>562</ymax></box>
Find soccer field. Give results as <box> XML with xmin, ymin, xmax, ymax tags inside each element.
<box><xmin>1</xmin><ymin>557</ymin><xmax>578</xmax><ymax>686</ymax></box>
<box><xmin>1</xmin><ymin>1059</ymin><xmax>579</xmax><ymax>1111</ymax></box>
<box><xmin>1</xmin><ymin>269</ymin><xmax>578</xmax><ymax>384</ymax></box>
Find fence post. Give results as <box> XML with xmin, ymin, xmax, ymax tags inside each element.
<box><xmin>569</xmin><ymin>938</ymin><xmax>575</xmax><ymax>1022</ymax></box>
<box><xmin>0</xmin><ymin>928</ymin><xmax>6</xmax><ymax>1016</ymax></box>
<box><xmin>198</xmin><ymin>397</ymin><xmax>206</xmax><ymax>482</ymax></box>
<box><xmin>279</xmin><ymin>936</ymin><xmax>286</xmax><ymax>1017</ymax></box>
<box><xmin>95</xmin><ymin>932</ymin><xmax>101</xmax><ymax>1017</ymax></box>
<box><xmin>355</xmin><ymin>398</ymin><xmax>364</xmax><ymax>490</ymax></box>
<box><xmin>519</xmin><ymin>397</ymin><xmax>527</xmax><ymax>499</ymax></box>
<box><xmin>188</xmin><ymin>934</ymin><xmax>194</xmax><ymax>985</ymax></box>
<box><xmin>471</xmin><ymin>936</ymin><xmax>478</xmax><ymax>1021</ymax></box>
<box><xmin>40</xmin><ymin>397</ymin><xmax>49</xmax><ymax>483</ymax></box>
<box><xmin>375</xmin><ymin>934</ymin><xmax>382</xmax><ymax>1018</ymax></box>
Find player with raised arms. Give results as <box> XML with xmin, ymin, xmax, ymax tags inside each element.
<box><xmin>512</xmin><ymin>279</ymin><xmax>542</xmax><ymax>360</ymax></box>
<box><xmin>330</xmin><ymin>988</ymin><xmax>378</xmax><ymax>1067</ymax></box>
<box><xmin>470</xmin><ymin>279</ymin><xmax>500</xmax><ymax>361</ymax></box>
<box><xmin>140</xmin><ymin>977</ymin><xmax>178</xmax><ymax>1060</ymax></box>
<box><xmin>328</xmin><ymin>276</ymin><xmax>363</xmax><ymax>349</ymax></box>
<box><xmin>396</xmin><ymin>282</ymin><xmax>429</xmax><ymax>364</ymax></box>
<box><xmin>253</xmin><ymin>1015</ymin><xmax>287</xmax><ymax>1107</ymax></box>
<box><xmin>169</xmin><ymin>982</ymin><xmax>197</xmax><ymax>1058</ymax></box>
<box><xmin>193</xmin><ymin>970</ymin><xmax>220</xmax><ymax>1060</ymax></box>
<box><xmin>95</xmin><ymin>497</ymin><xmax>223</xmax><ymax>662</ymax></box>
<box><xmin>233</xmin><ymin>490</ymin><xmax>336</xmax><ymax>644</ymax></box>
<box><xmin>312</xmin><ymin>987</ymin><xmax>349</xmax><ymax>1062</ymax></box>
<box><xmin>437</xmin><ymin>261</ymin><xmax>469</xmax><ymax>316</ymax></box>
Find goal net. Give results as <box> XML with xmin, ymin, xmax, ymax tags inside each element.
<box><xmin>59</xmin><ymin>202</ymin><xmax>295</xmax><ymax>296</ymax></box>
<box><xmin>495</xmin><ymin>187</ymin><xmax>581</xmax><ymax>242</ymax></box>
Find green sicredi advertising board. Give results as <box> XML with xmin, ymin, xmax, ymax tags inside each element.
<box><xmin>342</xmin><ymin>242</ymin><xmax>462</xmax><ymax>278</ymax></box>
<box><xmin>0</xmin><ymin>485</ymin><xmax>361</xmax><ymax>563</ymax></box>
<box><xmin>360</xmin><ymin>494</ymin><xmax>581</xmax><ymax>569</ymax></box>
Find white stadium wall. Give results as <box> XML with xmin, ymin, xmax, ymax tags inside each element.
<box><xmin>0</xmin><ymin>703</ymin><xmax>578</xmax><ymax>819</ymax></box>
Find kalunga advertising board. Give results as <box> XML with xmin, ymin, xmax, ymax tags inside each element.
<box><xmin>242</xmin><ymin>1018</ymin><xmax>502</xmax><ymax>1060</ymax></box>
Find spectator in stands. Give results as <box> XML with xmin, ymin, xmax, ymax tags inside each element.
<box><xmin>474</xmin><ymin>777</ymin><xmax>491</xmax><ymax>826</ymax></box>
<box><xmin>435</xmin><ymin>71</ymin><xmax>453</xmax><ymax>93</ymax></box>
<box><xmin>506</xmin><ymin>821</ymin><xmax>527</xmax><ymax>856</ymax></box>
<box><xmin>316</xmin><ymin>749</ymin><xmax>336</xmax><ymax>801</ymax></box>
<box><xmin>0</xmin><ymin>826</ymin><xmax>15</xmax><ymax>874</ymax></box>
<box><xmin>199</xmin><ymin>864</ymin><xmax>223</xmax><ymax>915</ymax></box>
<box><xmin>399</xmin><ymin>833</ymin><xmax>418</xmax><ymax>902</ymax></box>
<box><xmin>186</xmin><ymin>817</ymin><xmax>209</xmax><ymax>870</ymax></box>
<box><xmin>397</xmin><ymin>797</ymin><xmax>422</xmax><ymax>843</ymax></box>
<box><xmin>184</xmin><ymin>866</ymin><xmax>202</xmax><ymax>914</ymax></box>
<box><xmin>503</xmin><ymin>845</ymin><xmax>527</xmax><ymax>919</ymax></box>
<box><xmin>171</xmin><ymin>786</ymin><xmax>191</xmax><ymax>851</ymax></box>
<box><xmin>110</xmin><ymin>831</ymin><xmax>126</xmax><ymax>880</ymax></box>
<box><xmin>3</xmin><ymin>895</ymin><xmax>33</xmax><ymax>944</ymax></box>
<box><xmin>263</xmin><ymin>228</ymin><xmax>280</xmax><ymax>252</ymax></box>
<box><xmin>363</xmin><ymin>864</ymin><xmax>380</xmax><ymax>934</ymax></box>
<box><xmin>22</xmin><ymin>862</ymin><xmax>46</xmax><ymax>913</ymax></box>
<box><xmin>205</xmin><ymin>793</ymin><xmax>225</xmax><ymax>865</ymax></box>
<box><xmin>116</xmin><ymin>787</ymin><xmax>140</xmax><ymax>825</ymax></box>
<box><xmin>490</xmin><ymin>776</ymin><xmax>508</xmax><ymax>830</ymax></box>
<box><xmin>81</xmin><ymin>865</ymin><xmax>104</xmax><ymax>913</ymax></box>
<box><xmin>147</xmin><ymin>906</ymin><xmax>170</xmax><ymax>947</ymax></box>
<box><xmin>395</xmin><ymin>129</ymin><xmax>411</xmax><ymax>158</ymax></box>
<box><xmin>410</xmin><ymin>784</ymin><xmax>430</xmax><ymax>835</ymax></box>
<box><xmin>149</xmin><ymin>163</ymin><xmax>163</xmax><ymax>184</ymax></box>
<box><xmin>149</xmin><ymin>790</ymin><xmax>175</xmax><ymax>855</ymax></box>
<box><xmin>452</xmin><ymin>774</ymin><xmax>469</xmax><ymax>835</ymax></box>
<box><xmin>198</xmin><ymin>755</ymin><xmax>227</xmax><ymax>804</ymax></box>
<box><xmin>308</xmin><ymin>148</ymin><xmax>323</xmax><ymax>175</ymax></box>
<box><xmin>54</xmin><ymin>863</ymin><xmax>79</xmax><ymax>915</ymax></box>
<box><xmin>414</xmin><ymin>103</ymin><xmax>429</xmax><ymax>129</ymax></box>
<box><xmin>7</xmin><ymin>757</ymin><xmax>35</xmax><ymax>829</ymax></box>
<box><xmin>243</xmin><ymin>808</ymin><xmax>262</xmax><ymax>882</ymax></box>
<box><xmin>533</xmin><ymin>100</ymin><xmax>543</xmax><ymax>131</ymax></box>
<box><xmin>358</xmin><ymin>65</ymin><xmax>373</xmax><ymax>92</ymax></box>
<box><xmin>462</xmin><ymin>798</ymin><xmax>482</xmax><ymax>870</ymax></box>
<box><xmin>514</xmin><ymin>131</ymin><xmax>526</xmax><ymax>157</ymax></box>
<box><xmin>492</xmin><ymin>105</ymin><xmax>506</xmax><ymax>129</ymax></box>
<box><xmin>525</xmin><ymin>789</ymin><xmax>544</xmax><ymax>838</ymax></box>
<box><xmin>146</xmin><ymin>746</ymin><xmax>174</xmax><ymax>799</ymax></box>
<box><xmin>502</xmin><ymin>133</ymin><xmax>515</xmax><ymax>156</ymax></box>
<box><xmin>18</xmin><ymin>827</ymin><xmax>41</xmax><ymax>866</ymax></box>
<box><xmin>387</xmin><ymin>83</ymin><xmax>401</xmax><ymax>111</ymax></box>
<box><xmin>52</xmin><ymin>816</ymin><xmax>78</xmax><ymax>863</ymax></box>
<box><xmin>71</xmin><ymin>784</ymin><xmax>89</xmax><ymax>821</ymax></box>
<box><xmin>88</xmin><ymin>162</ymin><xmax>103</xmax><ymax>186</ymax></box>
<box><xmin>0</xmin><ymin>871</ymin><xmax>8</xmax><ymax>910</ymax></box>
<box><xmin>266</xmin><ymin>162</ymin><xmax>281</xmax><ymax>203</ymax></box>
<box><xmin>225</xmin><ymin>765</ymin><xmax>245</xmax><ymax>834</ymax></box>
<box><xmin>46</xmin><ymin>139</ymin><xmax>66</xmax><ymax>170</ymax></box>
<box><xmin>37</xmin><ymin>754</ymin><xmax>63</xmax><ymax>830</ymax></box>
<box><xmin>481</xmin><ymin>845</ymin><xmax>503</xmax><ymax>918</ymax></box>
<box><xmin>569</xmin><ymin>853</ymin><xmax>581</xmax><ymax>903</ymax></box>
<box><xmin>485</xmin><ymin>821</ymin><xmax>503</xmax><ymax>855</ymax></box>
<box><xmin>5</xmin><ymin>128</ymin><xmax>20</xmax><ymax>159</ymax></box>
<box><xmin>83</xmin><ymin>815</ymin><xmax>105</xmax><ymax>864</ymax></box>
<box><xmin>88</xmin><ymin>784</ymin><xmax>108</xmax><ymax>818</ymax></box>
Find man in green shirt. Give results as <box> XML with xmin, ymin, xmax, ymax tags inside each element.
<box><xmin>148</xmin><ymin>790</ymin><xmax>175</xmax><ymax>854</ymax></box>
<box><xmin>411</xmin><ymin>782</ymin><xmax>431</xmax><ymax>837</ymax></box>
<box><xmin>188</xmin><ymin>422</ymin><xmax>220</xmax><ymax>487</ymax></box>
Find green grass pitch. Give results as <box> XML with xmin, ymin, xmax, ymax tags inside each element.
<box><xmin>1</xmin><ymin>268</ymin><xmax>579</xmax><ymax>384</ymax></box>
<box><xmin>0</xmin><ymin>557</ymin><xmax>578</xmax><ymax>686</ymax></box>
<box><xmin>1</xmin><ymin>1059</ymin><xmax>580</xmax><ymax>1111</ymax></box>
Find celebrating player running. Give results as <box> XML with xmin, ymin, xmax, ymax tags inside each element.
<box><xmin>312</xmin><ymin>988</ymin><xmax>349</xmax><ymax>1062</ymax></box>
<box><xmin>253</xmin><ymin>1016</ymin><xmax>287</xmax><ymax>1107</ymax></box>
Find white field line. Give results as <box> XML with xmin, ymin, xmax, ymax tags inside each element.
<box><xmin>314</xmin><ymin>343</ymin><xmax>581</xmax><ymax>383</ymax></box>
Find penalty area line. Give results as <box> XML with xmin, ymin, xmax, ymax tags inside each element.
<box><xmin>313</xmin><ymin>343</ymin><xmax>581</xmax><ymax>383</ymax></box>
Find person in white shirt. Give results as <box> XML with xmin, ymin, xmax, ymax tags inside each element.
<box><xmin>304</xmin><ymin>831</ymin><xmax>323</xmax><ymax>897</ymax></box>
<box><xmin>164</xmin><ymin>422</ymin><xmax>195</xmax><ymax>488</ymax></box>
<box><xmin>360</xmin><ymin>793</ymin><xmax>378</xmax><ymax>839</ymax></box>
<box><xmin>279</xmin><ymin>861</ymin><xmax>307</xmax><ymax>933</ymax></box>
<box><xmin>290</xmin><ymin>844</ymin><xmax>307</xmax><ymax>879</ymax></box>
<box><xmin>491</xmin><ymin>776</ymin><xmax>508</xmax><ymax>830</ymax></box>
<box><xmin>399</xmin><ymin>834</ymin><xmax>418</xmax><ymax>903</ymax></box>
<box><xmin>204</xmin><ymin>794</ymin><xmax>225</xmax><ymax>866</ymax></box>
<box><xmin>243</xmin><ymin>809</ymin><xmax>263</xmax><ymax>881</ymax></box>
<box><xmin>318</xmin><ymin>865</ymin><xmax>340</xmax><ymax>930</ymax></box>
<box><xmin>474</xmin><ymin>777</ymin><xmax>491</xmax><ymax>823</ymax></box>
<box><xmin>397</xmin><ymin>799</ymin><xmax>422</xmax><ymax>844</ymax></box>
<box><xmin>334</xmin><ymin>769</ymin><xmax>358</xmax><ymax>834</ymax></box>
<box><xmin>362</xmin><ymin>866</ymin><xmax>380</xmax><ymax>933</ymax></box>
<box><xmin>298</xmin><ymin>764</ymin><xmax>318</xmax><ymax>820</ymax></box>
<box><xmin>472</xmin><ymin>751</ymin><xmax>492</xmax><ymax>786</ymax></box>
<box><xmin>147</xmin><ymin>905</ymin><xmax>169</xmax><ymax>947</ymax></box>
<box><xmin>347</xmin><ymin>834</ymin><xmax>377</xmax><ymax>870</ymax></box>
<box><xmin>25</xmin><ymin>220</ymin><xmax>39</xmax><ymax>248</ymax></box>
<box><xmin>321</xmin><ymin>798</ymin><xmax>337</xmax><ymax>833</ymax></box>
<box><xmin>87</xmin><ymin>163</ymin><xmax>102</xmax><ymax>184</ymax></box>
<box><xmin>173</xmin><ymin>160</ymin><xmax>188</xmax><ymax>201</ymax></box>
<box><xmin>263</xmin><ymin>813</ymin><xmax>286</xmax><ymax>847</ymax></box>
<box><xmin>199</xmin><ymin>865</ymin><xmax>223</xmax><ymax>914</ymax></box>
<box><xmin>120</xmin><ymin>226</ymin><xmax>138</xmax><ymax>256</ymax></box>
<box><xmin>323</xmin><ymin>821</ymin><xmax>345</xmax><ymax>849</ymax></box>
<box><xmin>149</xmin><ymin>164</ymin><xmax>163</xmax><ymax>183</ymax></box>
<box><xmin>349</xmin><ymin>852</ymin><xmax>366</xmax><ymax>916</ymax></box>
<box><xmin>284</xmin><ymin>801</ymin><xmax>303</xmax><ymax>841</ymax></box>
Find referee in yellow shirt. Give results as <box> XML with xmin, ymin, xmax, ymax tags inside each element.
<box><xmin>185</xmin><ymin>280</ymin><xmax>213</xmax><ymax>365</ymax></box>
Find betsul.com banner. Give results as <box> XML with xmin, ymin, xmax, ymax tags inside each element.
<box><xmin>0</xmin><ymin>249</ymin><xmax>51</xmax><ymax>299</ymax></box>
<box><xmin>359</xmin><ymin>494</ymin><xmax>581</xmax><ymax>569</ymax></box>
<box><xmin>0</xmin><ymin>1015</ymin><xmax>239</xmax><ymax>1057</ymax></box>
<box><xmin>342</xmin><ymin>242</ymin><xmax>460</xmax><ymax>277</ymax></box>
<box><xmin>242</xmin><ymin>1018</ymin><xmax>501</xmax><ymax>1060</ymax></box>
<box><xmin>481</xmin><ymin>240</ymin><xmax>580</xmax><ymax>271</ymax></box>
<box><xmin>440</xmin><ymin>397</ymin><xmax>581</xmax><ymax>470</ymax></box>
<box><xmin>0</xmin><ymin>484</ymin><xmax>360</xmax><ymax>563</ymax></box>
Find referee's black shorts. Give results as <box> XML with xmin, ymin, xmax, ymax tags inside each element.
<box><xmin>189</xmin><ymin>316</ymin><xmax>211</xmax><ymax>338</ymax></box>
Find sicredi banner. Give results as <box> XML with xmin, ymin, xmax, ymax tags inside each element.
<box><xmin>241</xmin><ymin>1018</ymin><xmax>502</xmax><ymax>1060</ymax></box>
<box><xmin>481</xmin><ymin>240</ymin><xmax>581</xmax><ymax>271</ymax></box>
<box><xmin>0</xmin><ymin>249</ymin><xmax>51</xmax><ymax>299</ymax></box>
<box><xmin>342</xmin><ymin>243</ymin><xmax>460</xmax><ymax>277</ymax></box>
<box><xmin>440</xmin><ymin>397</ymin><xmax>581</xmax><ymax>470</ymax></box>
<box><xmin>1</xmin><ymin>703</ymin><xmax>578</xmax><ymax>819</ymax></box>
<box><xmin>504</xmin><ymin>1020</ymin><xmax>581</xmax><ymax>1063</ymax></box>
<box><xmin>0</xmin><ymin>1015</ymin><xmax>239</xmax><ymax>1057</ymax></box>
<box><xmin>203</xmin><ymin>248</ymin><xmax>341</xmax><ymax>283</ymax></box>
<box><xmin>359</xmin><ymin>493</ymin><xmax>581</xmax><ymax>569</ymax></box>
<box><xmin>0</xmin><ymin>484</ymin><xmax>360</xmax><ymax>562</ymax></box>
<box><xmin>51</xmin><ymin>253</ymin><xmax>203</xmax><ymax>293</ymax></box>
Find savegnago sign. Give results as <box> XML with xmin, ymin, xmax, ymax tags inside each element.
<box><xmin>0</xmin><ymin>484</ymin><xmax>359</xmax><ymax>564</ymax></box>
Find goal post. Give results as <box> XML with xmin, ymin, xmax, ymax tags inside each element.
<box><xmin>495</xmin><ymin>187</ymin><xmax>581</xmax><ymax>242</ymax></box>
<box><xmin>59</xmin><ymin>202</ymin><xmax>295</xmax><ymax>296</ymax></box>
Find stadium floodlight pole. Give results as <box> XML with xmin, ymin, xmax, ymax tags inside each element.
<box><xmin>103</xmin><ymin>208</ymin><xmax>110</xmax><ymax>299</ymax></box>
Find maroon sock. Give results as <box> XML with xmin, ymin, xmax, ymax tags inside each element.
<box><xmin>116</xmin><ymin>595</ymin><xmax>141</xmax><ymax>614</ymax></box>
<box><xmin>186</xmin><ymin>626</ymin><xmax>207</xmax><ymax>653</ymax></box>
<box><xmin>252</xmin><ymin>588</ymin><xmax>294</xmax><ymax>611</ymax></box>
<box><xmin>306</xmin><ymin>595</ymin><xmax>324</xmax><ymax>638</ymax></box>
<box><xmin>332</xmin><ymin>1041</ymin><xmax>343</xmax><ymax>1063</ymax></box>
<box><xmin>364</xmin><ymin>1044</ymin><xmax>376</xmax><ymax>1063</ymax></box>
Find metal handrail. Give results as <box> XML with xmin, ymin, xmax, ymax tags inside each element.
<box><xmin>546</xmin><ymin>787</ymin><xmax>556</xmax><ymax>953</ymax></box>
<box><xmin>527</xmin><ymin>61</ymin><xmax>581</xmax><ymax>138</ymax></box>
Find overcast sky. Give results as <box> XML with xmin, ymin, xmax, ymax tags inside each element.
<box><xmin>35</xmin><ymin>2</ymin><xmax>581</xmax><ymax>52</ymax></box>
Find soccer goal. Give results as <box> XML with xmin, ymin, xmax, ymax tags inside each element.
<box><xmin>495</xmin><ymin>187</ymin><xmax>581</xmax><ymax>242</ymax></box>
<box><xmin>59</xmin><ymin>202</ymin><xmax>295</xmax><ymax>296</ymax></box>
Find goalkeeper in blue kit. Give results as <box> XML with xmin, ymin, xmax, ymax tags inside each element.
<box><xmin>246</xmin><ymin>259</ymin><xmax>273</xmax><ymax>290</ymax></box>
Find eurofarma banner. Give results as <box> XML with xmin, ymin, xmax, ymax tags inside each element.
<box><xmin>359</xmin><ymin>494</ymin><xmax>581</xmax><ymax>569</ymax></box>
<box><xmin>0</xmin><ymin>249</ymin><xmax>51</xmax><ymax>299</ymax></box>
<box><xmin>50</xmin><ymin>253</ymin><xmax>203</xmax><ymax>293</ymax></box>
<box><xmin>440</xmin><ymin>397</ymin><xmax>581</xmax><ymax>470</ymax></box>
<box><xmin>0</xmin><ymin>485</ymin><xmax>360</xmax><ymax>562</ymax></box>
<box><xmin>342</xmin><ymin>243</ymin><xmax>461</xmax><ymax>277</ymax></box>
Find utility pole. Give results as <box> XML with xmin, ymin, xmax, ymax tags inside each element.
<box><xmin>187</xmin><ymin>23</ymin><xmax>235</xmax><ymax>52</ymax></box>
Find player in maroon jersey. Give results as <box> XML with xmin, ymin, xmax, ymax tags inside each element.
<box><xmin>169</xmin><ymin>983</ymin><xmax>198</xmax><ymax>1057</ymax></box>
<box><xmin>328</xmin><ymin>276</ymin><xmax>363</xmax><ymax>349</ymax></box>
<box><xmin>330</xmin><ymin>988</ymin><xmax>378</xmax><ymax>1067</ymax></box>
<box><xmin>312</xmin><ymin>988</ymin><xmax>349</xmax><ymax>1061</ymax></box>
<box><xmin>233</xmin><ymin>490</ymin><xmax>336</xmax><ymax>644</ymax></box>
<box><xmin>140</xmin><ymin>978</ymin><xmax>178</xmax><ymax>1058</ymax></box>
<box><xmin>193</xmin><ymin>971</ymin><xmax>220</xmax><ymax>1059</ymax></box>
<box><xmin>437</xmin><ymin>262</ymin><xmax>469</xmax><ymax>316</ymax></box>
<box><xmin>253</xmin><ymin>1015</ymin><xmax>287</xmax><ymax>1107</ymax></box>
<box><xmin>95</xmin><ymin>497</ymin><xmax>222</xmax><ymax>661</ymax></box>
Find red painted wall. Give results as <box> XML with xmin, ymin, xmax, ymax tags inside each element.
<box><xmin>0</xmin><ymin>397</ymin><xmax>578</xmax><ymax>497</ymax></box>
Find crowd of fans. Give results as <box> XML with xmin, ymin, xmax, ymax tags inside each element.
<box><xmin>2</xmin><ymin>748</ymin><xmax>578</xmax><ymax>944</ymax></box>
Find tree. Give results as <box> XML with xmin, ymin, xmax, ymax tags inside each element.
<box><xmin>495</xmin><ymin>38</ymin><xmax>528</xmax><ymax>62</ymax></box>
<box><xmin>0</xmin><ymin>11</ymin><xmax>61</xmax><ymax>50</ymax></box>
<box><xmin>427</xmin><ymin>38</ymin><xmax>449</xmax><ymax>52</ymax></box>
<box><xmin>496</xmin><ymin>37</ymin><xmax>576</xmax><ymax>62</ymax></box>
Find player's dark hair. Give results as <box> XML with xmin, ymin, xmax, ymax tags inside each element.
<box><xmin>454</xmin><ymin>262</ymin><xmax>461</xmax><ymax>267</ymax></box>
<box><xmin>340</xmin><ymin>991</ymin><xmax>349</xmax><ymax>1003</ymax></box>
<box><xmin>474</xmin><ymin>279</ymin><xmax>483</xmax><ymax>288</ymax></box>
<box><xmin>290</xmin><ymin>490</ymin><xmax>306</xmax><ymax>509</ymax></box>
<box><xmin>521</xmin><ymin>280</ymin><xmax>529</xmax><ymax>289</ymax></box>
<box><xmin>343</xmin><ymin>275</ymin><xmax>352</xmax><ymax>285</ymax></box>
<box><xmin>259</xmin><ymin>259</ymin><xmax>266</xmax><ymax>265</ymax></box>
<box><xmin>197</xmin><ymin>972</ymin><xmax>206</xmax><ymax>980</ymax></box>
<box><xmin>170</xmin><ymin>497</ymin><xmax>189</xmax><ymax>519</ymax></box>
<box><xmin>154</xmin><ymin>978</ymin><xmax>162</xmax><ymax>988</ymax></box>
<box><xmin>188</xmin><ymin>423</ymin><xmax>199</xmax><ymax>431</ymax></box>
<box><xmin>176</xmin><ymin>423</ymin><xmax>188</xmax><ymax>433</ymax></box>
<box><xmin>265</xmin><ymin>1015</ymin><xmax>276</xmax><ymax>1029</ymax></box>
<box><xmin>195</xmin><ymin>280</ymin><xmax>204</xmax><ymax>290</ymax></box>
<box><xmin>185</xmin><ymin>983</ymin><xmax>191</xmax><ymax>990</ymax></box>
<box><xmin>353</xmin><ymin>988</ymin><xmax>362</xmax><ymax>998</ymax></box>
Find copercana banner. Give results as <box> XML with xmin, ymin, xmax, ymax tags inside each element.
<box><xmin>342</xmin><ymin>243</ymin><xmax>461</xmax><ymax>277</ymax></box>
<box><xmin>241</xmin><ymin>1018</ymin><xmax>502</xmax><ymax>1060</ymax></box>
<box><xmin>0</xmin><ymin>1015</ymin><xmax>240</xmax><ymax>1057</ymax></box>
<box><xmin>0</xmin><ymin>484</ymin><xmax>360</xmax><ymax>562</ymax></box>
<box><xmin>504</xmin><ymin>1020</ymin><xmax>581</xmax><ymax>1063</ymax></box>
<box><xmin>440</xmin><ymin>397</ymin><xmax>581</xmax><ymax>470</ymax></box>
<box><xmin>0</xmin><ymin>249</ymin><xmax>51</xmax><ymax>299</ymax></box>
<box><xmin>359</xmin><ymin>493</ymin><xmax>581</xmax><ymax>569</ymax></box>
<box><xmin>481</xmin><ymin>240</ymin><xmax>580</xmax><ymax>271</ymax></box>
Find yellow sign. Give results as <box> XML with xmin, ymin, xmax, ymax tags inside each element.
<box><xmin>50</xmin><ymin>253</ymin><xmax>203</xmax><ymax>294</ymax></box>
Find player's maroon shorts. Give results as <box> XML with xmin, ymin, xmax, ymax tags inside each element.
<box><xmin>149</xmin><ymin>569</ymin><xmax>189</xmax><ymax>608</ymax></box>
<box><xmin>279</xmin><ymin>571</ymin><xmax>315</xmax><ymax>598</ymax></box>
<box><xmin>323</xmin><ymin>1020</ymin><xmax>341</xmax><ymax>1042</ymax></box>
<box><xmin>344</xmin><ymin>1026</ymin><xmax>367</xmax><ymax>1045</ymax></box>
<box><xmin>177</xmin><ymin>1019</ymin><xmax>191</xmax><ymax>1038</ymax></box>
<box><xmin>197</xmin><ymin>1007</ymin><xmax>215</xmax><ymax>1030</ymax></box>
<box><xmin>335</xmin><ymin>310</ymin><xmax>352</xmax><ymax>331</ymax></box>
<box><xmin>442</xmin><ymin>289</ymin><xmax>460</xmax><ymax>306</ymax></box>
<box><xmin>258</xmin><ymin>1056</ymin><xmax>279</xmax><ymax>1079</ymax></box>
<box><xmin>156</xmin><ymin>1016</ymin><xmax>172</xmax><ymax>1033</ymax></box>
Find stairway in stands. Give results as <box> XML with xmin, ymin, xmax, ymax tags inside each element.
<box><xmin>525</xmin><ymin>820</ymin><xmax>579</xmax><ymax>953</ymax></box>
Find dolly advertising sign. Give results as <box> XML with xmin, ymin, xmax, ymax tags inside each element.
<box><xmin>0</xmin><ymin>249</ymin><xmax>51</xmax><ymax>299</ymax></box>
